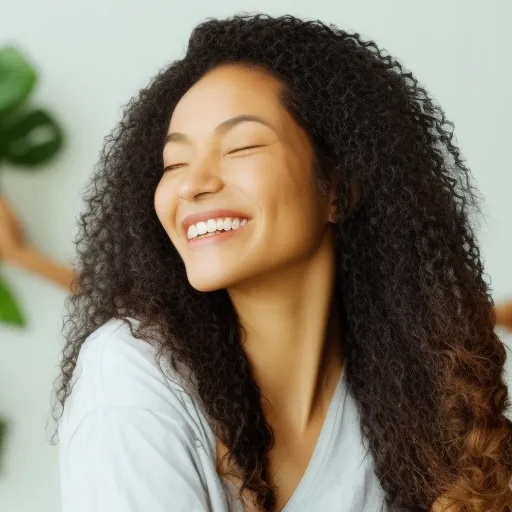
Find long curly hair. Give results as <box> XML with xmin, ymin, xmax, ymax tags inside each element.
<box><xmin>51</xmin><ymin>13</ymin><xmax>512</xmax><ymax>511</ymax></box>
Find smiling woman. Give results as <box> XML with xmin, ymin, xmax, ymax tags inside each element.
<box><xmin>52</xmin><ymin>13</ymin><xmax>512</xmax><ymax>512</ymax></box>
<box><xmin>155</xmin><ymin>70</ymin><xmax>330</xmax><ymax>294</ymax></box>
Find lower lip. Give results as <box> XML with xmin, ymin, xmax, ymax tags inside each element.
<box><xmin>187</xmin><ymin>222</ymin><xmax>250</xmax><ymax>248</ymax></box>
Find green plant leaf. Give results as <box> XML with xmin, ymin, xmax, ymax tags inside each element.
<box><xmin>0</xmin><ymin>275</ymin><xmax>25</xmax><ymax>326</ymax></box>
<box><xmin>0</xmin><ymin>46</ymin><xmax>37</xmax><ymax>124</ymax></box>
<box><xmin>0</xmin><ymin>108</ymin><xmax>64</xmax><ymax>167</ymax></box>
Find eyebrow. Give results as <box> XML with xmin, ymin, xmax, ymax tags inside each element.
<box><xmin>164</xmin><ymin>114</ymin><xmax>276</xmax><ymax>145</ymax></box>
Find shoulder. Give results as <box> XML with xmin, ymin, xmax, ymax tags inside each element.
<box><xmin>60</xmin><ymin>317</ymin><xmax>205</xmax><ymax>442</ymax></box>
<box><xmin>75</xmin><ymin>316</ymin><xmax>187</xmax><ymax>402</ymax></box>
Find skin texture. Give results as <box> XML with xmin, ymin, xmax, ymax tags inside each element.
<box><xmin>51</xmin><ymin>14</ymin><xmax>512</xmax><ymax>512</ymax></box>
<box><xmin>155</xmin><ymin>65</ymin><xmax>344</xmax><ymax>509</ymax></box>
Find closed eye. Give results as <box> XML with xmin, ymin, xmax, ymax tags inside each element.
<box><xmin>163</xmin><ymin>163</ymin><xmax>186</xmax><ymax>173</ymax></box>
<box><xmin>162</xmin><ymin>145</ymin><xmax>263</xmax><ymax>173</ymax></box>
<box><xmin>229</xmin><ymin>144</ymin><xmax>263</xmax><ymax>153</ymax></box>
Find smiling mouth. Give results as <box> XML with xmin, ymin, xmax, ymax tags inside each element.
<box><xmin>186</xmin><ymin>217</ymin><xmax>249</xmax><ymax>240</ymax></box>
<box><xmin>187</xmin><ymin>220</ymin><xmax>251</xmax><ymax>247</ymax></box>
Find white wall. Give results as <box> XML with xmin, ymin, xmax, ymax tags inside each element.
<box><xmin>0</xmin><ymin>1</ymin><xmax>510</xmax><ymax>510</ymax></box>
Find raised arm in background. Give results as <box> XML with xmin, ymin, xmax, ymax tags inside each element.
<box><xmin>0</xmin><ymin>195</ymin><xmax>77</xmax><ymax>294</ymax></box>
<box><xmin>496</xmin><ymin>300</ymin><xmax>512</xmax><ymax>333</ymax></box>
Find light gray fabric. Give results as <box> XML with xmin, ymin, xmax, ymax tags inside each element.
<box><xmin>59</xmin><ymin>317</ymin><xmax>387</xmax><ymax>511</ymax></box>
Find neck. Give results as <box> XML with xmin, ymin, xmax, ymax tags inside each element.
<box><xmin>227</xmin><ymin>226</ymin><xmax>344</xmax><ymax>434</ymax></box>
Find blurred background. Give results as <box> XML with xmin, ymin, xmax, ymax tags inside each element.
<box><xmin>0</xmin><ymin>1</ymin><xmax>511</xmax><ymax>510</ymax></box>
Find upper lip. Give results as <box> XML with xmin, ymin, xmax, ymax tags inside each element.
<box><xmin>181</xmin><ymin>209</ymin><xmax>251</xmax><ymax>236</ymax></box>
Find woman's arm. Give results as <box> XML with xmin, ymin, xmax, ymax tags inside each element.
<box><xmin>61</xmin><ymin>406</ymin><xmax>212</xmax><ymax>512</ymax></box>
<box><xmin>59</xmin><ymin>322</ymin><xmax>214</xmax><ymax>512</ymax></box>
<box><xmin>496</xmin><ymin>300</ymin><xmax>512</xmax><ymax>332</ymax></box>
<box><xmin>0</xmin><ymin>195</ymin><xmax>78</xmax><ymax>293</ymax></box>
<box><xmin>10</xmin><ymin>246</ymin><xmax>77</xmax><ymax>293</ymax></box>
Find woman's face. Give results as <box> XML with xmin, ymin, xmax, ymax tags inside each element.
<box><xmin>154</xmin><ymin>64</ymin><xmax>334</xmax><ymax>292</ymax></box>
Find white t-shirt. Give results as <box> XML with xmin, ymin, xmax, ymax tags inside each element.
<box><xmin>58</xmin><ymin>317</ymin><xmax>387</xmax><ymax>511</ymax></box>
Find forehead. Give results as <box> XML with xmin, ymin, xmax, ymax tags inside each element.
<box><xmin>168</xmin><ymin>64</ymin><xmax>288</xmax><ymax>135</ymax></box>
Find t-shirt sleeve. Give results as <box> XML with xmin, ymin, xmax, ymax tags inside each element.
<box><xmin>61</xmin><ymin>405</ymin><xmax>212</xmax><ymax>512</ymax></box>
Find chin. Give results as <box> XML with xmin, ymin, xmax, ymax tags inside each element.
<box><xmin>186</xmin><ymin>269</ymin><xmax>236</xmax><ymax>293</ymax></box>
<box><xmin>186</xmin><ymin>263</ymin><xmax>258</xmax><ymax>292</ymax></box>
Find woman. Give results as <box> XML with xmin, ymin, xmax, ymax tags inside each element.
<box><xmin>51</xmin><ymin>13</ymin><xmax>512</xmax><ymax>512</ymax></box>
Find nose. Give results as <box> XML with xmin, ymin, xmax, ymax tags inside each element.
<box><xmin>177</xmin><ymin>158</ymin><xmax>224</xmax><ymax>202</ymax></box>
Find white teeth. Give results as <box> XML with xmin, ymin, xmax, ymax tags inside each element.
<box><xmin>206</xmin><ymin>219</ymin><xmax>217</xmax><ymax>233</ymax></box>
<box><xmin>196</xmin><ymin>221</ymin><xmax>207</xmax><ymax>235</ymax></box>
<box><xmin>186</xmin><ymin>216</ymin><xmax>249</xmax><ymax>240</ymax></box>
<box><xmin>187</xmin><ymin>224</ymin><xmax>198</xmax><ymax>239</ymax></box>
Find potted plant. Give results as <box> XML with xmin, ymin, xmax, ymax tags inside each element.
<box><xmin>0</xmin><ymin>45</ymin><xmax>65</xmax><ymax>468</ymax></box>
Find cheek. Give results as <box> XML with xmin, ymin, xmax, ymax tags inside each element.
<box><xmin>235</xmin><ymin>154</ymin><xmax>307</xmax><ymax>212</ymax></box>
<box><xmin>153</xmin><ymin>183</ymin><xmax>166</xmax><ymax>223</ymax></box>
<box><xmin>247</xmin><ymin>166</ymin><xmax>320</xmax><ymax>226</ymax></box>
<box><xmin>153</xmin><ymin>180</ymin><xmax>176</xmax><ymax>236</ymax></box>
<box><xmin>244</xmin><ymin>170</ymin><xmax>325</xmax><ymax>257</ymax></box>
